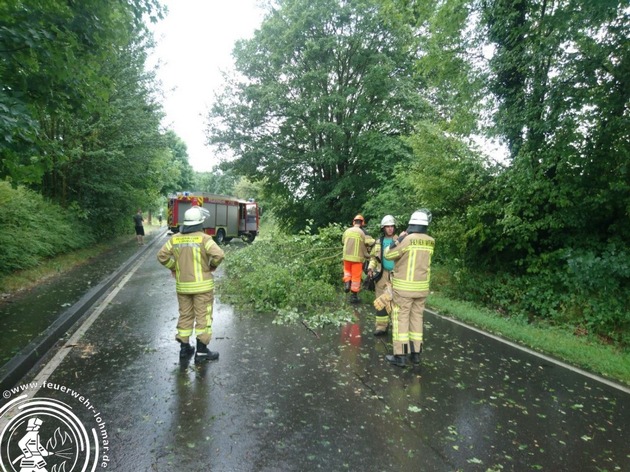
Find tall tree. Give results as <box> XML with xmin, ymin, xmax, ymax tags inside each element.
<box><xmin>0</xmin><ymin>0</ymin><xmax>169</xmax><ymax>236</ymax></box>
<box><xmin>207</xmin><ymin>0</ymin><xmax>427</xmax><ymax>229</ymax></box>
<box><xmin>479</xmin><ymin>0</ymin><xmax>630</xmax><ymax>261</ymax></box>
<box><xmin>161</xmin><ymin>130</ymin><xmax>195</xmax><ymax>193</ymax></box>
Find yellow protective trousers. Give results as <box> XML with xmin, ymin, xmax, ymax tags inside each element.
<box><xmin>176</xmin><ymin>291</ymin><xmax>214</xmax><ymax>345</ymax></box>
<box><xmin>390</xmin><ymin>292</ymin><xmax>426</xmax><ymax>355</ymax></box>
<box><xmin>374</xmin><ymin>270</ymin><xmax>391</xmax><ymax>330</ymax></box>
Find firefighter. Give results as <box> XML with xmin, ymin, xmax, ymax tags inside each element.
<box><xmin>157</xmin><ymin>206</ymin><xmax>225</xmax><ymax>362</ymax></box>
<box><xmin>383</xmin><ymin>209</ymin><xmax>434</xmax><ymax>367</ymax></box>
<box><xmin>342</xmin><ymin>214</ymin><xmax>375</xmax><ymax>304</ymax></box>
<box><xmin>367</xmin><ymin>215</ymin><xmax>398</xmax><ymax>336</ymax></box>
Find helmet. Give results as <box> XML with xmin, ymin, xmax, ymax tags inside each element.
<box><xmin>409</xmin><ymin>209</ymin><xmax>431</xmax><ymax>226</ymax></box>
<box><xmin>353</xmin><ymin>214</ymin><xmax>365</xmax><ymax>226</ymax></box>
<box><xmin>183</xmin><ymin>207</ymin><xmax>207</xmax><ymax>226</ymax></box>
<box><xmin>380</xmin><ymin>215</ymin><xmax>396</xmax><ymax>228</ymax></box>
<box><xmin>27</xmin><ymin>418</ymin><xmax>42</xmax><ymax>431</ymax></box>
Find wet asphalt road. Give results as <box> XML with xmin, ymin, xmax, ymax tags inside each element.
<box><xmin>0</xmin><ymin>237</ymin><xmax>145</xmax><ymax>365</ymax></box>
<box><xmin>1</xmin><ymin>233</ymin><xmax>629</xmax><ymax>471</ymax></box>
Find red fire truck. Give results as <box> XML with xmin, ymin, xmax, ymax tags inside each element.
<box><xmin>167</xmin><ymin>192</ymin><xmax>259</xmax><ymax>243</ymax></box>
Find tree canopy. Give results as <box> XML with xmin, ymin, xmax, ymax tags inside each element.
<box><xmin>0</xmin><ymin>0</ymin><xmax>188</xmax><ymax>236</ymax></box>
<box><xmin>207</xmin><ymin>0</ymin><xmax>629</xmax><ymax>343</ymax></box>
<box><xmin>208</xmin><ymin>0</ymin><xmax>428</xmax><ymax>229</ymax></box>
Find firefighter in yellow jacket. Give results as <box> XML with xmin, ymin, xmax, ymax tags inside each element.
<box><xmin>157</xmin><ymin>206</ymin><xmax>225</xmax><ymax>362</ymax></box>
<box><xmin>342</xmin><ymin>214</ymin><xmax>375</xmax><ymax>304</ymax></box>
<box><xmin>367</xmin><ymin>215</ymin><xmax>398</xmax><ymax>336</ymax></box>
<box><xmin>383</xmin><ymin>210</ymin><xmax>434</xmax><ymax>367</ymax></box>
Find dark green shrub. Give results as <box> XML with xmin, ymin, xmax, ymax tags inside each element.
<box><xmin>0</xmin><ymin>181</ymin><xmax>95</xmax><ymax>274</ymax></box>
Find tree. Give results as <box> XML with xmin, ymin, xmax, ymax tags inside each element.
<box><xmin>478</xmin><ymin>0</ymin><xmax>630</xmax><ymax>261</ymax></box>
<box><xmin>207</xmin><ymin>0</ymin><xmax>427</xmax><ymax>229</ymax></box>
<box><xmin>161</xmin><ymin>130</ymin><xmax>195</xmax><ymax>193</ymax></box>
<box><xmin>0</xmin><ymin>0</ymin><xmax>168</xmax><ymax>237</ymax></box>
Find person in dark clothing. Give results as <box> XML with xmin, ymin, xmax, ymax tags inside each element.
<box><xmin>133</xmin><ymin>209</ymin><xmax>145</xmax><ymax>245</ymax></box>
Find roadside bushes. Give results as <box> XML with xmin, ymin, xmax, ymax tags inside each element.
<box><xmin>218</xmin><ymin>222</ymin><xmax>352</xmax><ymax>325</ymax></box>
<box><xmin>0</xmin><ymin>182</ymin><xmax>94</xmax><ymax>275</ymax></box>
<box><xmin>441</xmin><ymin>246</ymin><xmax>630</xmax><ymax>349</ymax></box>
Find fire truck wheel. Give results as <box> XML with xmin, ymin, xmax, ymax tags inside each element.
<box><xmin>215</xmin><ymin>229</ymin><xmax>226</xmax><ymax>244</ymax></box>
<box><xmin>242</xmin><ymin>233</ymin><xmax>256</xmax><ymax>244</ymax></box>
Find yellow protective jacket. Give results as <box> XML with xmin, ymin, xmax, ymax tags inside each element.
<box><xmin>384</xmin><ymin>233</ymin><xmax>434</xmax><ymax>297</ymax></box>
<box><xmin>342</xmin><ymin>225</ymin><xmax>375</xmax><ymax>263</ymax></box>
<box><xmin>157</xmin><ymin>231</ymin><xmax>225</xmax><ymax>294</ymax></box>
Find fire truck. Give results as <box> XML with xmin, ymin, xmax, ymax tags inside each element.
<box><xmin>167</xmin><ymin>192</ymin><xmax>259</xmax><ymax>243</ymax></box>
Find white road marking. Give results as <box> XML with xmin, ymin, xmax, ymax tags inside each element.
<box><xmin>427</xmin><ymin>308</ymin><xmax>630</xmax><ymax>394</ymax></box>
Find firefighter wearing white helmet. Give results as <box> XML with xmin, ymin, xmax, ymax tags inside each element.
<box><xmin>383</xmin><ymin>209</ymin><xmax>434</xmax><ymax>367</ymax></box>
<box><xmin>157</xmin><ymin>205</ymin><xmax>225</xmax><ymax>362</ymax></box>
<box><xmin>367</xmin><ymin>215</ymin><xmax>398</xmax><ymax>335</ymax></box>
<box><xmin>342</xmin><ymin>214</ymin><xmax>375</xmax><ymax>304</ymax></box>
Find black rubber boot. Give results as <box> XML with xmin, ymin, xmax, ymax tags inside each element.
<box><xmin>177</xmin><ymin>339</ymin><xmax>195</xmax><ymax>358</ymax></box>
<box><xmin>385</xmin><ymin>354</ymin><xmax>408</xmax><ymax>367</ymax></box>
<box><xmin>410</xmin><ymin>341</ymin><xmax>422</xmax><ymax>364</ymax></box>
<box><xmin>349</xmin><ymin>292</ymin><xmax>360</xmax><ymax>304</ymax></box>
<box><xmin>409</xmin><ymin>352</ymin><xmax>421</xmax><ymax>365</ymax></box>
<box><xmin>195</xmin><ymin>339</ymin><xmax>219</xmax><ymax>362</ymax></box>
<box><xmin>344</xmin><ymin>281</ymin><xmax>351</xmax><ymax>293</ymax></box>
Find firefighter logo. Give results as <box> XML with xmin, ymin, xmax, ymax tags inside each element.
<box><xmin>0</xmin><ymin>396</ymin><xmax>98</xmax><ymax>472</ymax></box>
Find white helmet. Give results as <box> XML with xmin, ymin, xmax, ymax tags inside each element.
<box><xmin>183</xmin><ymin>207</ymin><xmax>207</xmax><ymax>226</ymax></box>
<box><xmin>380</xmin><ymin>215</ymin><xmax>396</xmax><ymax>227</ymax></box>
<box><xmin>409</xmin><ymin>209</ymin><xmax>431</xmax><ymax>226</ymax></box>
<box><xmin>27</xmin><ymin>418</ymin><xmax>42</xmax><ymax>431</ymax></box>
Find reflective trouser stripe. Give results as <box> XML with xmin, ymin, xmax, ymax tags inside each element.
<box><xmin>175</xmin><ymin>291</ymin><xmax>214</xmax><ymax>345</ymax></box>
<box><xmin>375</xmin><ymin>309</ymin><xmax>389</xmax><ymax>329</ymax></box>
<box><xmin>391</xmin><ymin>293</ymin><xmax>426</xmax><ymax>355</ymax></box>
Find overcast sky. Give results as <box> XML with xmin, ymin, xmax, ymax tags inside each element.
<box><xmin>148</xmin><ymin>0</ymin><xmax>265</xmax><ymax>172</ymax></box>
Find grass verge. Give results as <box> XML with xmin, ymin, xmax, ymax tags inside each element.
<box><xmin>427</xmin><ymin>293</ymin><xmax>630</xmax><ymax>388</ymax></box>
<box><xmin>0</xmin><ymin>226</ymin><xmax>161</xmax><ymax>299</ymax></box>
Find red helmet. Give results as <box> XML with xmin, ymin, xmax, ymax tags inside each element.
<box><xmin>353</xmin><ymin>214</ymin><xmax>365</xmax><ymax>226</ymax></box>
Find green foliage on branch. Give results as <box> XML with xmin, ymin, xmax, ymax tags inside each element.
<box><xmin>218</xmin><ymin>223</ymin><xmax>353</xmax><ymax>327</ymax></box>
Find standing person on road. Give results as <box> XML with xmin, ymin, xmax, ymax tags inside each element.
<box><xmin>342</xmin><ymin>214</ymin><xmax>375</xmax><ymax>304</ymax></box>
<box><xmin>383</xmin><ymin>210</ymin><xmax>434</xmax><ymax>367</ymax></box>
<box><xmin>133</xmin><ymin>209</ymin><xmax>145</xmax><ymax>246</ymax></box>
<box><xmin>367</xmin><ymin>215</ymin><xmax>398</xmax><ymax>336</ymax></box>
<box><xmin>157</xmin><ymin>206</ymin><xmax>225</xmax><ymax>362</ymax></box>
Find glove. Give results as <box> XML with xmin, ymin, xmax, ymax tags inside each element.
<box><xmin>373</xmin><ymin>292</ymin><xmax>393</xmax><ymax>313</ymax></box>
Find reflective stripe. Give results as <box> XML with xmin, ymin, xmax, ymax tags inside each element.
<box><xmin>406</xmin><ymin>247</ymin><xmax>416</xmax><ymax>281</ymax></box>
<box><xmin>177</xmin><ymin>328</ymin><xmax>193</xmax><ymax>337</ymax></box>
<box><xmin>198</xmin><ymin>303</ymin><xmax>213</xmax><ymax>335</ymax></box>
<box><xmin>193</xmin><ymin>247</ymin><xmax>203</xmax><ymax>281</ymax></box>
<box><xmin>392</xmin><ymin>279</ymin><xmax>430</xmax><ymax>292</ymax></box>
<box><xmin>164</xmin><ymin>259</ymin><xmax>175</xmax><ymax>270</ymax></box>
<box><xmin>176</xmin><ymin>280</ymin><xmax>215</xmax><ymax>293</ymax></box>
<box><xmin>391</xmin><ymin>304</ymin><xmax>408</xmax><ymax>343</ymax></box>
<box><xmin>409</xmin><ymin>332</ymin><xmax>423</xmax><ymax>342</ymax></box>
